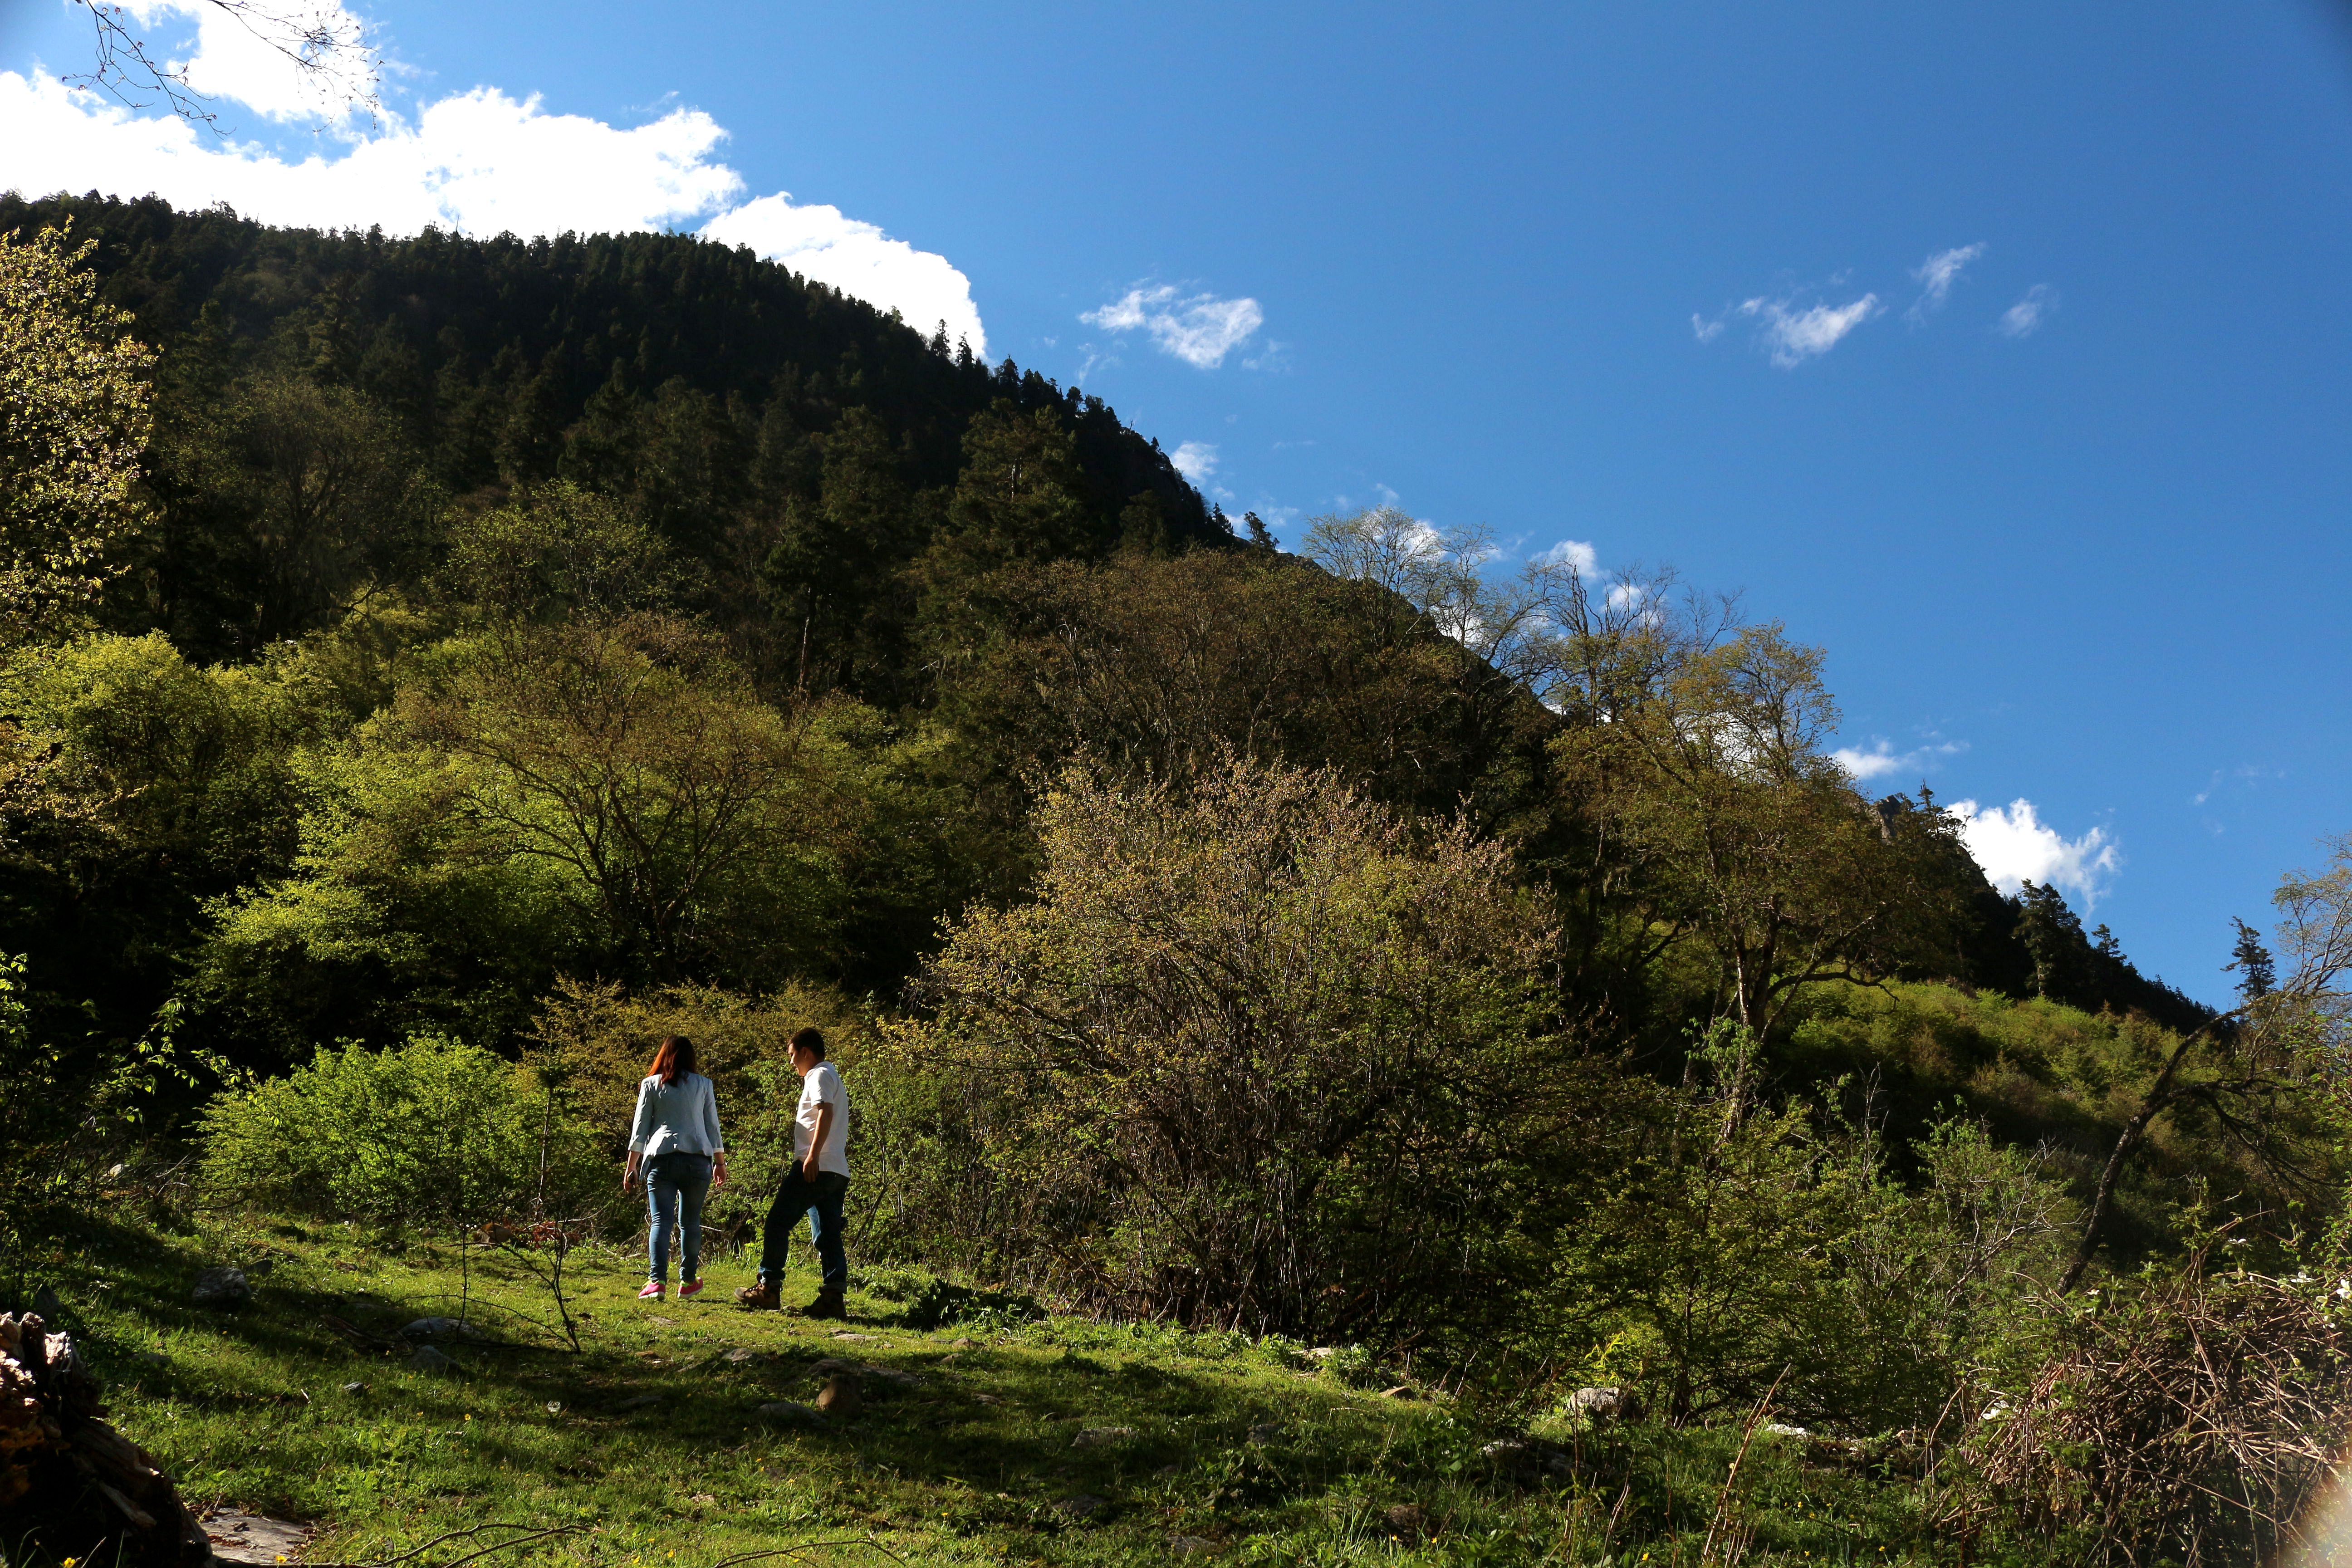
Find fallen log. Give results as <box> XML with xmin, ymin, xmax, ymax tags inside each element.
<box><xmin>0</xmin><ymin>1311</ymin><xmax>210</xmax><ymax>1568</ymax></box>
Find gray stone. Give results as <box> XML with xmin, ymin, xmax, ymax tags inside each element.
<box><xmin>720</xmin><ymin>1346</ymin><xmax>761</xmax><ymax>1364</ymax></box>
<box><xmin>401</xmin><ymin>1317</ymin><xmax>480</xmax><ymax>1339</ymax></box>
<box><xmin>201</xmin><ymin>1509</ymin><xmax>314</xmax><ymax>1566</ymax></box>
<box><xmin>861</xmin><ymin>1365</ymin><xmax>922</xmax><ymax>1392</ymax></box>
<box><xmin>757</xmin><ymin>1399</ymin><xmax>825</xmax><ymax>1427</ymax></box>
<box><xmin>407</xmin><ymin>1344</ymin><xmax>457</xmax><ymax>1375</ymax></box>
<box><xmin>1171</xmin><ymin>1536</ymin><xmax>1218</xmax><ymax>1557</ymax></box>
<box><xmin>1054</xmin><ymin>1494</ymin><xmax>1109</xmax><ymax>1524</ymax></box>
<box><xmin>1482</xmin><ymin>1437</ymin><xmax>1541</xmax><ymax>1478</ymax></box>
<box><xmin>340</xmin><ymin>1381</ymin><xmax>367</xmax><ymax>1395</ymax></box>
<box><xmin>1247</xmin><ymin>1421</ymin><xmax>1282</xmax><ymax>1446</ymax></box>
<box><xmin>1564</xmin><ymin>1385</ymin><xmax>1644</xmax><ymax>1425</ymax></box>
<box><xmin>191</xmin><ymin>1267</ymin><xmax>251</xmax><ymax>1307</ymax></box>
<box><xmin>1071</xmin><ymin>1426</ymin><xmax>1134</xmax><ymax>1448</ymax></box>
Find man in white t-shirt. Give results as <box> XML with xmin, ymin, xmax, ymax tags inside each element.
<box><xmin>737</xmin><ymin>1026</ymin><xmax>852</xmax><ymax>1317</ymax></box>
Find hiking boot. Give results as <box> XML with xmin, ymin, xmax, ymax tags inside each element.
<box><xmin>735</xmin><ymin>1279</ymin><xmax>780</xmax><ymax>1310</ymax></box>
<box><xmin>800</xmin><ymin>1286</ymin><xmax>847</xmax><ymax>1321</ymax></box>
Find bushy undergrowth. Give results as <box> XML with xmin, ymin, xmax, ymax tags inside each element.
<box><xmin>199</xmin><ymin>1034</ymin><xmax>609</xmax><ymax>1229</ymax></box>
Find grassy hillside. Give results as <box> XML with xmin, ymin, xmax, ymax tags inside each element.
<box><xmin>38</xmin><ymin>1207</ymin><xmax>1961</xmax><ymax>1568</ymax></box>
<box><xmin>1783</xmin><ymin>981</ymin><xmax>2327</xmax><ymax>1261</ymax></box>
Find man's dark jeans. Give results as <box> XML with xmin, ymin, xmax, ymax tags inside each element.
<box><xmin>758</xmin><ymin>1166</ymin><xmax>848</xmax><ymax>1290</ymax></box>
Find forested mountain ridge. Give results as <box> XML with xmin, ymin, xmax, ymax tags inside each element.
<box><xmin>0</xmin><ymin>191</ymin><xmax>1220</xmax><ymax>671</ymax></box>
<box><xmin>0</xmin><ymin>192</ymin><xmax>2220</xmax><ymax>1067</ymax></box>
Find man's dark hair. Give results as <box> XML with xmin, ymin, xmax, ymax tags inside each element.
<box><xmin>790</xmin><ymin>1026</ymin><xmax>827</xmax><ymax>1061</ymax></box>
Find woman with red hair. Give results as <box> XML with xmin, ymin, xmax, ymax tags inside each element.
<box><xmin>623</xmin><ymin>1035</ymin><xmax>728</xmax><ymax>1300</ymax></box>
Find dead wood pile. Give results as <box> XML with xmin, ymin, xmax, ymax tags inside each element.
<box><xmin>0</xmin><ymin>1311</ymin><xmax>210</xmax><ymax>1568</ymax></box>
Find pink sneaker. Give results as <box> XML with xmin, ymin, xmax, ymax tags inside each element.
<box><xmin>678</xmin><ymin>1279</ymin><xmax>704</xmax><ymax>1299</ymax></box>
<box><xmin>637</xmin><ymin>1280</ymin><xmax>665</xmax><ymax>1300</ymax></box>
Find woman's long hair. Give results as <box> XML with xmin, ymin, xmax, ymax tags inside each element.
<box><xmin>647</xmin><ymin>1035</ymin><xmax>697</xmax><ymax>1086</ymax></box>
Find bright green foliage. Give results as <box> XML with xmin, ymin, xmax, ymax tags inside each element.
<box><xmin>1556</xmin><ymin>1023</ymin><xmax>2072</xmax><ymax>1428</ymax></box>
<box><xmin>443</xmin><ymin>480</ymin><xmax>680</xmax><ymax>622</ymax></box>
<box><xmin>196</xmin><ymin>618</ymin><xmax>888</xmax><ymax>1050</ymax></box>
<box><xmin>0</xmin><ymin>223</ymin><xmax>154</xmax><ymax>641</ymax></box>
<box><xmin>199</xmin><ymin>1034</ymin><xmax>604</xmax><ymax>1228</ymax></box>
<box><xmin>892</xmin><ymin>755</ymin><xmax>1605</xmax><ymax>1342</ymax></box>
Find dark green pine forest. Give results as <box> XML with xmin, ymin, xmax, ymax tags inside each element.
<box><xmin>8</xmin><ymin>192</ymin><xmax>2352</xmax><ymax>1566</ymax></box>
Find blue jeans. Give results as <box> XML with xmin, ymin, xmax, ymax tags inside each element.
<box><xmin>759</xmin><ymin>1166</ymin><xmax>848</xmax><ymax>1290</ymax></box>
<box><xmin>645</xmin><ymin>1151</ymin><xmax>713</xmax><ymax>1283</ymax></box>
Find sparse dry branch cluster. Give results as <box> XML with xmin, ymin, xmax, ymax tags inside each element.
<box><xmin>1936</xmin><ymin>1267</ymin><xmax>2352</xmax><ymax>1567</ymax></box>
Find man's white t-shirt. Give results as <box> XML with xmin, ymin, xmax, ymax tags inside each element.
<box><xmin>794</xmin><ymin>1061</ymin><xmax>850</xmax><ymax>1177</ymax></box>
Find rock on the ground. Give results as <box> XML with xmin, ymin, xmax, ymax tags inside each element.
<box><xmin>1385</xmin><ymin>1504</ymin><xmax>1431</xmax><ymax>1538</ymax></box>
<box><xmin>757</xmin><ymin>1400</ymin><xmax>825</xmax><ymax>1427</ymax></box>
<box><xmin>1247</xmin><ymin>1421</ymin><xmax>1282</xmax><ymax>1446</ymax></box>
<box><xmin>190</xmin><ymin>1268</ymin><xmax>250</xmax><ymax>1308</ymax></box>
<box><xmin>201</xmin><ymin>1509</ymin><xmax>313</xmax><ymax>1566</ymax></box>
<box><xmin>406</xmin><ymin>1345</ymin><xmax>457</xmax><ymax>1375</ymax></box>
<box><xmin>1564</xmin><ymin>1386</ymin><xmax>1643</xmax><ymax>1425</ymax></box>
<box><xmin>401</xmin><ymin>1317</ymin><xmax>480</xmax><ymax>1340</ymax></box>
<box><xmin>339</xmin><ymin>1382</ymin><xmax>366</xmax><ymax>1396</ymax></box>
<box><xmin>1071</xmin><ymin>1426</ymin><xmax>1134</xmax><ymax>1448</ymax></box>
<box><xmin>1054</xmin><ymin>1494</ymin><xmax>1109</xmax><ymax>1524</ymax></box>
<box><xmin>815</xmin><ymin>1373</ymin><xmax>862</xmax><ymax>1418</ymax></box>
<box><xmin>720</xmin><ymin>1346</ymin><xmax>762</xmax><ymax>1364</ymax></box>
<box><xmin>1171</xmin><ymin>1535</ymin><xmax>1218</xmax><ymax>1556</ymax></box>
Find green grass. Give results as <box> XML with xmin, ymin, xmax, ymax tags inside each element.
<box><xmin>10</xmin><ymin>1211</ymin><xmax>1986</xmax><ymax>1567</ymax></box>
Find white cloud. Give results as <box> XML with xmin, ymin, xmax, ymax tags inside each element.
<box><xmin>1949</xmin><ymin>797</ymin><xmax>2120</xmax><ymax>904</ymax></box>
<box><xmin>702</xmin><ymin>196</ymin><xmax>985</xmax><ymax>354</ymax></box>
<box><xmin>1533</xmin><ymin>539</ymin><xmax>1598</xmax><ymax>577</ymax></box>
<box><xmin>1690</xmin><ymin>313</ymin><xmax>1725</xmax><ymax>343</ymax></box>
<box><xmin>1833</xmin><ymin>737</ymin><xmax>1968</xmax><ymax>783</ymax></box>
<box><xmin>1908</xmin><ymin>243</ymin><xmax>1984</xmax><ymax>320</ymax></box>
<box><xmin>0</xmin><ymin>64</ymin><xmax>988</xmax><ymax>356</ymax></box>
<box><xmin>1082</xmin><ymin>283</ymin><xmax>1264</xmax><ymax>368</ymax></box>
<box><xmin>1999</xmin><ymin>284</ymin><xmax>2057</xmax><ymax>339</ymax></box>
<box><xmin>1739</xmin><ymin>292</ymin><xmax>1883</xmax><ymax>368</ymax></box>
<box><xmin>1169</xmin><ymin>441</ymin><xmax>1218</xmax><ymax>483</ymax></box>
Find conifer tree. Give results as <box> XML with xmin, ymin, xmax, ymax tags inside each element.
<box><xmin>2226</xmin><ymin>916</ymin><xmax>2276</xmax><ymax>1001</ymax></box>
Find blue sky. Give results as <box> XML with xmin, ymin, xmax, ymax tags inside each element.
<box><xmin>5</xmin><ymin>0</ymin><xmax>2348</xmax><ymax>1002</ymax></box>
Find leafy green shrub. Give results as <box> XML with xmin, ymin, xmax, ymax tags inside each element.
<box><xmin>888</xmin><ymin>755</ymin><xmax>1612</xmax><ymax>1344</ymax></box>
<box><xmin>199</xmin><ymin>1034</ymin><xmax>608</xmax><ymax>1229</ymax></box>
<box><xmin>1554</xmin><ymin>1023</ymin><xmax>2072</xmax><ymax>1430</ymax></box>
